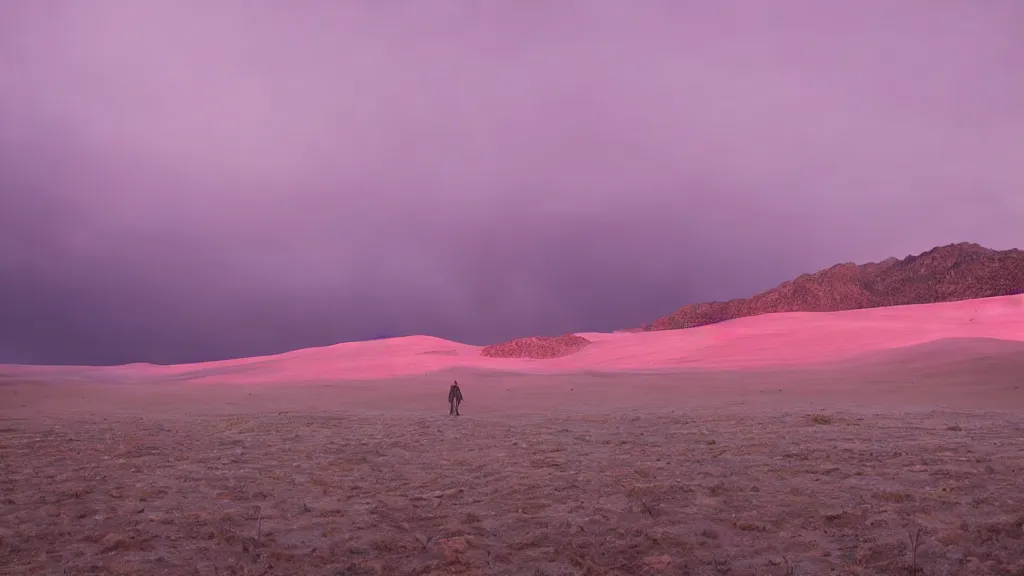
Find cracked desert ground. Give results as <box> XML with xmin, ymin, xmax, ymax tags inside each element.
<box><xmin>2</xmin><ymin>297</ymin><xmax>1024</xmax><ymax>576</ymax></box>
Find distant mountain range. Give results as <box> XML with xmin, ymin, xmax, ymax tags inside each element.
<box><xmin>644</xmin><ymin>242</ymin><xmax>1024</xmax><ymax>331</ymax></box>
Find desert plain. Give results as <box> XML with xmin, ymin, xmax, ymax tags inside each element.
<box><xmin>2</xmin><ymin>296</ymin><xmax>1024</xmax><ymax>576</ymax></box>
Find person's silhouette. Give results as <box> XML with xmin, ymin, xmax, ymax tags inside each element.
<box><xmin>448</xmin><ymin>381</ymin><xmax>464</xmax><ymax>416</ymax></box>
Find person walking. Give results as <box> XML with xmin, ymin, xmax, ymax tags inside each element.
<box><xmin>448</xmin><ymin>380</ymin><xmax>464</xmax><ymax>416</ymax></box>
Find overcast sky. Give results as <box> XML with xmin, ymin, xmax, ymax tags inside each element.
<box><xmin>1</xmin><ymin>0</ymin><xmax>1022</xmax><ymax>365</ymax></box>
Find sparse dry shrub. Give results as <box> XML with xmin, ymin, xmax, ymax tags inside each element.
<box><xmin>810</xmin><ymin>413</ymin><xmax>832</xmax><ymax>425</ymax></box>
<box><xmin>626</xmin><ymin>484</ymin><xmax>662</xmax><ymax>517</ymax></box>
<box><xmin>874</xmin><ymin>491</ymin><xmax>913</xmax><ymax>504</ymax></box>
<box><xmin>706</xmin><ymin>482</ymin><xmax>729</xmax><ymax>497</ymax></box>
<box><xmin>907</xmin><ymin>525</ymin><xmax>924</xmax><ymax>575</ymax></box>
<box><xmin>731</xmin><ymin>519</ymin><xmax>769</xmax><ymax>532</ymax></box>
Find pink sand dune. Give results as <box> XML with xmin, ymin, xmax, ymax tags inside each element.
<box><xmin>2</xmin><ymin>295</ymin><xmax>1022</xmax><ymax>384</ymax></box>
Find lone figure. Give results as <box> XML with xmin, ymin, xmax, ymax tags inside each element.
<box><xmin>448</xmin><ymin>380</ymin><xmax>464</xmax><ymax>416</ymax></box>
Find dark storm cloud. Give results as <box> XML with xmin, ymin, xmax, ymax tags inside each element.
<box><xmin>1</xmin><ymin>1</ymin><xmax>1022</xmax><ymax>364</ymax></box>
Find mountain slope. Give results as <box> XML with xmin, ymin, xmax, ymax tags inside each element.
<box><xmin>645</xmin><ymin>242</ymin><xmax>1024</xmax><ymax>331</ymax></box>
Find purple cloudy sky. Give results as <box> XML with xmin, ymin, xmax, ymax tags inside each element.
<box><xmin>1</xmin><ymin>1</ymin><xmax>1022</xmax><ymax>365</ymax></box>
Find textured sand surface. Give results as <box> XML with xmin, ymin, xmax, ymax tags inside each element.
<box><xmin>2</xmin><ymin>296</ymin><xmax>1024</xmax><ymax>575</ymax></box>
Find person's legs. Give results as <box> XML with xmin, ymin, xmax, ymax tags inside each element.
<box><xmin>455</xmin><ymin>399</ymin><xmax>461</xmax><ymax>416</ymax></box>
<box><xmin>449</xmin><ymin>399</ymin><xmax>455</xmax><ymax>415</ymax></box>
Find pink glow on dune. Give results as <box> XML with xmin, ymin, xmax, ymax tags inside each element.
<box><xmin>3</xmin><ymin>295</ymin><xmax>1021</xmax><ymax>384</ymax></box>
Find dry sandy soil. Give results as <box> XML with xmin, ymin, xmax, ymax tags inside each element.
<box><xmin>2</xmin><ymin>297</ymin><xmax>1024</xmax><ymax>575</ymax></box>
